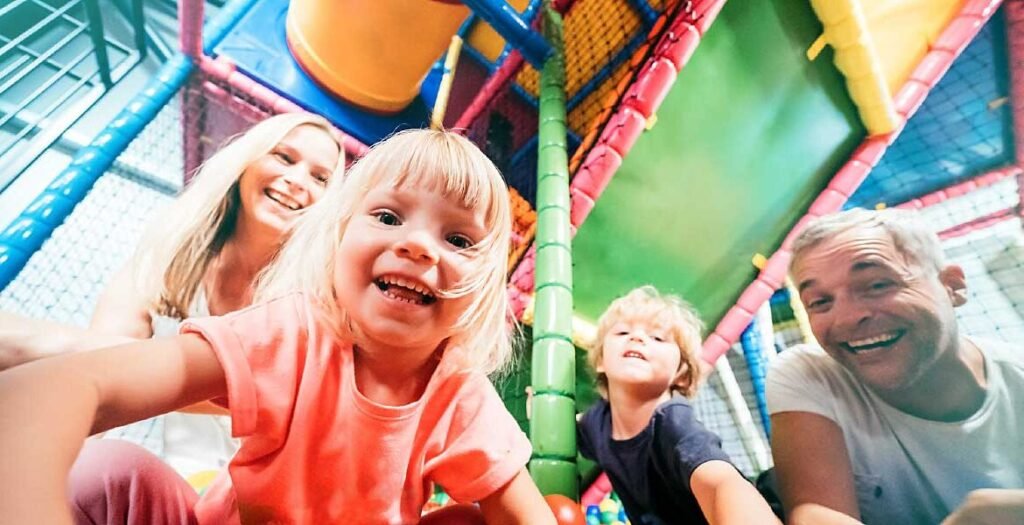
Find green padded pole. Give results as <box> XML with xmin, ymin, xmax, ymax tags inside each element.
<box><xmin>529</xmin><ymin>2</ymin><xmax>577</xmax><ymax>498</ymax></box>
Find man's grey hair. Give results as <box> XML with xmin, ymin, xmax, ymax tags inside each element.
<box><xmin>790</xmin><ymin>208</ymin><xmax>945</xmax><ymax>273</ymax></box>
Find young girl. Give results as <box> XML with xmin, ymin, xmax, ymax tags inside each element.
<box><xmin>0</xmin><ymin>129</ymin><xmax>554</xmax><ymax>524</ymax></box>
<box><xmin>0</xmin><ymin>112</ymin><xmax>345</xmax><ymax>481</ymax></box>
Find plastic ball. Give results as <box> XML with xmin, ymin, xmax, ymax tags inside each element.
<box><xmin>544</xmin><ymin>494</ymin><xmax>586</xmax><ymax>525</ymax></box>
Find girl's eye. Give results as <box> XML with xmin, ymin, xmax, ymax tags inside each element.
<box><xmin>313</xmin><ymin>172</ymin><xmax>329</xmax><ymax>184</ymax></box>
<box><xmin>652</xmin><ymin>335</ymin><xmax>666</xmax><ymax>342</ymax></box>
<box><xmin>446</xmin><ymin>234</ymin><xmax>474</xmax><ymax>249</ymax></box>
<box><xmin>374</xmin><ymin>211</ymin><xmax>401</xmax><ymax>226</ymax></box>
<box><xmin>274</xmin><ymin>151</ymin><xmax>294</xmax><ymax>164</ymax></box>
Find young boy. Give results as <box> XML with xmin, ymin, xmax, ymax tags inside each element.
<box><xmin>578</xmin><ymin>286</ymin><xmax>780</xmax><ymax>525</ymax></box>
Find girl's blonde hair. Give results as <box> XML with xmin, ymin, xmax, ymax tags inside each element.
<box><xmin>134</xmin><ymin>112</ymin><xmax>344</xmax><ymax>318</ymax></box>
<box><xmin>588</xmin><ymin>285</ymin><xmax>705</xmax><ymax>398</ymax></box>
<box><xmin>257</xmin><ymin>128</ymin><xmax>514</xmax><ymax>376</ymax></box>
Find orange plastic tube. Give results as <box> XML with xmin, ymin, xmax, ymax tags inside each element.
<box><xmin>286</xmin><ymin>0</ymin><xmax>470</xmax><ymax>114</ymax></box>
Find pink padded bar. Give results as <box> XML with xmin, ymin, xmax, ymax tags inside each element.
<box><xmin>179</xmin><ymin>0</ymin><xmax>203</xmax><ymax>58</ymax></box>
<box><xmin>896</xmin><ymin>166</ymin><xmax>1021</xmax><ymax>210</ymax></box>
<box><xmin>938</xmin><ymin>207</ymin><xmax>1018</xmax><ymax>239</ymax></box>
<box><xmin>453</xmin><ymin>51</ymin><xmax>525</xmax><ymax>131</ymax></box>
<box><xmin>197</xmin><ymin>56</ymin><xmax>369</xmax><ymax>157</ymax></box>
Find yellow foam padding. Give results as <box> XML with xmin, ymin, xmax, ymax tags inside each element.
<box><xmin>810</xmin><ymin>0</ymin><xmax>899</xmax><ymax>135</ymax></box>
<box><xmin>866</xmin><ymin>0</ymin><xmax>963</xmax><ymax>95</ymax></box>
<box><xmin>466</xmin><ymin>0</ymin><xmax>532</xmax><ymax>63</ymax></box>
<box><xmin>811</xmin><ymin>0</ymin><xmax>964</xmax><ymax>135</ymax></box>
<box><xmin>186</xmin><ymin>470</ymin><xmax>219</xmax><ymax>494</ymax></box>
<box><xmin>286</xmin><ymin>0</ymin><xmax>469</xmax><ymax>114</ymax></box>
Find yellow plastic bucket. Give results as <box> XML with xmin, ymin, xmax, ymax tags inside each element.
<box><xmin>286</xmin><ymin>0</ymin><xmax>471</xmax><ymax>114</ymax></box>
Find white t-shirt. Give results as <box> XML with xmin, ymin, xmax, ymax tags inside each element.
<box><xmin>103</xmin><ymin>290</ymin><xmax>239</xmax><ymax>479</ymax></box>
<box><xmin>766</xmin><ymin>340</ymin><xmax>1024</xmax><ymax>524</ymax></box>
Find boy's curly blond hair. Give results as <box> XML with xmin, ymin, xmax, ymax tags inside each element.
<box><xmin>587</xmin><ymin>285</ymin><xmax>705</xmax><ymax>398</ymax></box>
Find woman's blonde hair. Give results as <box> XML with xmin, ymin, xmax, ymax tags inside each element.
<box><xmin>257</xmin><ymin>128</ymin><xmax>514</xmax><ymax>376</ymax></box>
<box><xmin>134</xmin><ymin>112</ymin><xmax>344</xmax><ymax>318</ymax></box>
<box><xmin>588</xmin><ymin>285</ymin><xmax>705</xmax><ymax>398</ymax></box>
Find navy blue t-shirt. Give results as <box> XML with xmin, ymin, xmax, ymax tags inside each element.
<box><xmin>578</xmin><ymin>397</ymin><xmax>734</xmax><ymax>525</ymax></box>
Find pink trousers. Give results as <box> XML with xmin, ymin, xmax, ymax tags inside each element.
<box><xmin>69</xmin><ymin>440</ymin><xmax>198</xmax><ymax>525</ymax></box>
<box><xmin>68</xmin><ymin>440</ymin><xmax>487</xmax><ymax>524</ymax></box>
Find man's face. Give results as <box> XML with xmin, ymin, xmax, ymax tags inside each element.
<box><xmin>792</xmin><ymin>225</ymin><xmax>965</xmax><ymax>395</ymax></box>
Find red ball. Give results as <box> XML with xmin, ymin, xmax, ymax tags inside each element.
<box><xmin>544</xmin><ymin>494</ymin><xmax>586</xmax><ymax>525</ymax></box>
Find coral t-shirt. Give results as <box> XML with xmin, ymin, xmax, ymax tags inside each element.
<box><xmin>180</xmin><ymin>293</ymin><xmax>531</xmax><ymax>524</ymax></box>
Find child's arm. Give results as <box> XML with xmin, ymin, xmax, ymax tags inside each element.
<box><xmin>0</xmin><ymin>312</ymin><xmax>132</xmax><ymax>371</ymax></box>
<box><xmin>770</xmin><ymin>411</ymin><xmax>863</xmax><ymax>525</ymax></box>
<box><xmin>0</xmin><ymin>333</ymin><xmax>225</xmax><ymax>524</ymax></box>
<box><xmin>691</xmin><ymin>460</ymin><xmax>781</xmax><ymax>525</ymax></box>
<box><xmin>478</xmin><ymin>468</ymin><xmax>556</xmax><ymax>525</ymax></box>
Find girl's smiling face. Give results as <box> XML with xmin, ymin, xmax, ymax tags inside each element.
<box><xmin>332</xmin><ymin>182</ymin><xmax>488</xmax><ymax>358</ymax></box>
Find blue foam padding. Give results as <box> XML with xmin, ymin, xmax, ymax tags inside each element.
<box><xmin>847</xmin><ymin>11</ymin><xmax>1013</xmax><ymax>209</ymax></box>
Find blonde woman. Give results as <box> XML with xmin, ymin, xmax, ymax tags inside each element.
<box><xmin>0</xmin><ymin>112</ymin><xmax>344</xmax><ymax>480</ymax></box>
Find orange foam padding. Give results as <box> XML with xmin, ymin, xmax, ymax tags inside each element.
<box><xmin>507</xmin><ymin>1</ymin><xmax>727</xmax><ymax>318</ymax></box>
<box><xmin>700</xmin><ymin>0</ymin><xmax>1003</xmax><ymax>365</ymax></box>
<box><xmin>286</xmin><ymin>0</ymin><xmax>469</xmax><ymax>114</ymax></box>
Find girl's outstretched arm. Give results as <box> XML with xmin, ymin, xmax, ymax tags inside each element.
<box><xmin>0</xmin><ymin>333</ymin><xmax>225</xmax><ymax>524</ymax></box>
<box><xmin>478</xmin><ymin>468</ymin><xmax>556</xmax><ymax>525</ymax></box>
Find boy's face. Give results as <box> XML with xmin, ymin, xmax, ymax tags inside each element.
<box><xmin>598</xmin><ymin>320</ymin><xmax>682</xmax><ymax>397</ymax></box>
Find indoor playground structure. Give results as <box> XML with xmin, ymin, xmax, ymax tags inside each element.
<box><xmin>1</xmin><ymin>0</ymin><xmax>1022</xmax><ymax>520</ymax></box>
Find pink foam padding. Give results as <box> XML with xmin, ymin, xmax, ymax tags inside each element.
<box><xmin>598</xmin><ymin>107</ymin><xmax>648</xmax><ymax>158</ymax></box>
<box><xmin>736</xmin><ymin>280</ymin><xmax>776</xmax><ymax>316</ymax></box>
<box><xmin>179</xmin><ymin>0</ymin><xmax>203</xmax><ymax>58</ymax></box>
<box><xmin>691</xmin><ymin>0</ymin><xmax>726</xmax><ymax>35</ymax></box>
<box><xmin>700</xmin><ymin>0</ymin><xmax>1003</xmax><ymax>361</ymax></box>
<box><xmin>625</xmin><ymin>57</ymin><xmax>679</xmax><ymax>118</ymax></box>
<box><xmin>909</xmin><ymin>51</ymin><xmax>954</xmax><ymax>88</ymax></box>
<box><xmin>700</xmin><ymin>333</ymin><xmax>731</xmax><ymax>363</ymax></box>
<box><xmin>893</xmin><ymin>80</ymin><xmax>930</xmax><ymax>117</ymax></box>
<box><xmin>761</xmin><ymin>252</ymin><xmax>791</xmax><ymax>289</ymax></box>
<box><xmin>658</xmin><ymin>23</ymin><xmax>701</xmax><ymax>70</ymax></box>
<box><xmin>574</xmin><ymin>144</ymin><xmax>624</xmax><ymax>201</ymax></box>
<box><xmin>570</xmin><ymin>188</ymin><xmax>596</xmax><ymax>227</ymax></box>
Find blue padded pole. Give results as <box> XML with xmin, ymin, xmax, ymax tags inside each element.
<box><xmin>739</xmin><ymin>317</ymin><xmax>771</xmax><ymax>437</ymax></box>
